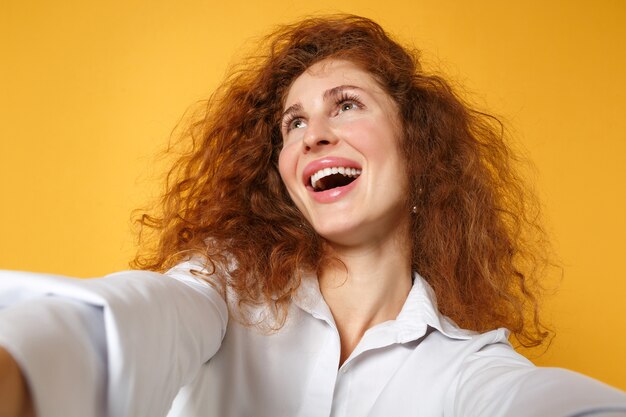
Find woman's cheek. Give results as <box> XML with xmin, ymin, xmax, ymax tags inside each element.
<box><xmin>277</xmin><ymin>145</ymin><xmax>299</xmax><ymax>189</ymax></box>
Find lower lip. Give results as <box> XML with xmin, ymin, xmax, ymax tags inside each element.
<box><xmin>308</xmin><ymin>177</ymin><xmax>359</xmax><ymax>203</ymax></box>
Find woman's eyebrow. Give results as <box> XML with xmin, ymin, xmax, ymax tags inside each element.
<box><xmin>281</xmin><ymin>85</ymin><xmax>364</xmax><ymax>122</ymax></box>
<box><xmin>281</xmin><ymin>103</ymin><xmax>303</xmax><ymax>122</ymax></box>
<box><xmin>323</xmin><ymin>85</ymin><xmax>362</xmax><ymax>100</ymax></box>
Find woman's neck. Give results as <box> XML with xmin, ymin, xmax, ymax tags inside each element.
<box><xmin>318</xmin><ymin>234</ymin><xmax>413</xmax><ymax>366</ymax></box>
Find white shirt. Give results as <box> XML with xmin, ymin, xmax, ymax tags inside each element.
<box><xmin>0</xmin><ymin>263</ymin><xmax>625</xmax><ymax>417</ymax></box>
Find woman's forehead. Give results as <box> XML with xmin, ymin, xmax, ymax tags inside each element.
<box><xmin>283</xmin><ymin>59</ymin><xmax>382</xmax><ymax>107</ymax></box>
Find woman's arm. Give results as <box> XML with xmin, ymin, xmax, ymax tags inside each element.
<box><xmin>0</xmin><ymin>264</ymin><xmax>228</xmax><ymax>417</ymax></box>
<box><xmin>0</xmin><ymin>346</ymin><xmax>34</xmax><ymax>417</ymax></box>
<box><xmin>446</xmin><ymin>342</ymin><xmax>626</xmax><ymax>417</ymax></box>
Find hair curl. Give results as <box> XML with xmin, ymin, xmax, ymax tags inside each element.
<box><xmin>133</xmin><ymin>14</ymin><xmax>552</xmax><ymax>347</ymax></box>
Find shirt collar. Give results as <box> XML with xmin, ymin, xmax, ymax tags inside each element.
<box><xmin>291</xmin><ymin>271</ymin><xmax>336</xmax><ymax>326</ymax></box>
<box><xmin>292</xmin><ymin>271</ymin><xmax>475</xmax><ymax>343</ymax></box>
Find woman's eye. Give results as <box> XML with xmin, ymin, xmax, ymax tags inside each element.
<box><xmin>339</xmin><ymin>102</ymin><xmax>357</xmax><ymax>112</ymax></box>
<box><xmin>285</xmin><ymin>117</ymin><xmax>305</xmax><ymax>132</ymax></box>
<box><xmin>291</xmin><ymin>119</ymin><xmax>304</xmax><ymax>130</ymax></box>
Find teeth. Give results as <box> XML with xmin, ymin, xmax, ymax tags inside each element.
<box><xmin>310</xmin><ymin>166</ymin><xmax>362</xmax><ymax>190</ymax></box>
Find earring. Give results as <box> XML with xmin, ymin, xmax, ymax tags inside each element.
<box><xmin>411</xmin><ymin>205</ymin><xmax>417</xmax><ymax>214</ymax></box>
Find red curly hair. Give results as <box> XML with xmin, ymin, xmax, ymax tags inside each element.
<box><xmin>134</xmin><ymin>15</ymin><xmax>552</xmax><ymax>346</ymax></box>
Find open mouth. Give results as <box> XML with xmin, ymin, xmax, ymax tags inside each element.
<box><xmin>310</xmin><ymin>167</ymin><xmax>362</xmax><ymax>192</ymax></box>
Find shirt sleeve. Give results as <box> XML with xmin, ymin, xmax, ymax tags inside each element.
<box><xmin>0</xmin><ymin>262</ymin><xmax>228</xmax><ymax>417</ymax></box>
<box><xmin>445</xmin><ymin>341</ymin><xmax>626</xmax><ymax>417</ymax></box>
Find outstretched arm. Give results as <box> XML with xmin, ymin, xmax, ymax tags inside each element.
<box><xmin>446</xmin><ymin>342</ymin><xmax>626</xmax><ymax>417</ymax></box>
<box><xmin>0</xmin><ymin>263</ymin><xmax>228</xmax><ymax>417</ymax></box>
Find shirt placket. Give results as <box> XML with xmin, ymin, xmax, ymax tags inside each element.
<box><xmin>297</xmin><ymin>311</ymin><xmax>342</xmax><ymax>417</ymax></box>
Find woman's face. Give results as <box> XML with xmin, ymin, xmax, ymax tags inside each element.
<box><xmin>278</xmin><ymin>59</ymin><xmax>409</xmax><ymax>248</ymax></box>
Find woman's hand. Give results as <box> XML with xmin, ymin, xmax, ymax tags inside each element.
<box><xmin>0</xmin><ymin>346</ymin><xmax>35</xmax><ymax>417</ymax></box>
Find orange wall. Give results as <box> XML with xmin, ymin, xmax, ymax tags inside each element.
<box><xmin>1</xmin><ymin>0</ymin><xmax>624</xmax><ymax>389</ymax></box>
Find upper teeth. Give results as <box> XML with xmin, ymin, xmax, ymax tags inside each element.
<box><xmin>310</xmin><ymin>166</ymin><xmax>362</xmax><ymax>189</ymax></box>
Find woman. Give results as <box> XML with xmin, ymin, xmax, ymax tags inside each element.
<box><xmin>1</xmin><ymin>14</ymin><xmax>625</xmax><ymax>417</ymax></box>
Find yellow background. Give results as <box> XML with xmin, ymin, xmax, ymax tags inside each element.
<box><xmin>1</xmin><ymin>0</ymin><xmax>625</xmax><ymax>389</ymax></box>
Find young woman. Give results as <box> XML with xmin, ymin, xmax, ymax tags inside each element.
<box><xmin>1</xmin><ymin>15</ymin><xmax>625</xmax><ymax>417</ymax></box>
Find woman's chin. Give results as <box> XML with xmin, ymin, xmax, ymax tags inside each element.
<box><xmin>311</xmin><ymin>222</ymin><xmax>361</xmax><ymax>247</ymax></box>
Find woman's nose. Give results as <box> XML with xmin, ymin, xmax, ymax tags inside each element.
<box><xmin>302</xmin><ymin>118</ymin><xmax>338</xmax><ymax>152</ymax></box>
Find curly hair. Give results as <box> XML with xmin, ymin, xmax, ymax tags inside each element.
<box><xmin>133</xmin><ymin>14</ymin><xmax>552</xmax><ymax>347</ymax></box>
